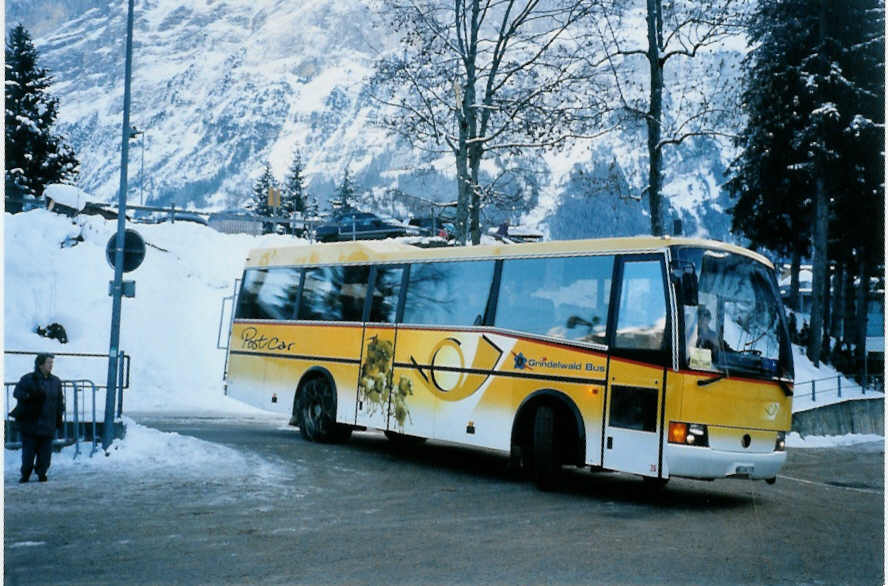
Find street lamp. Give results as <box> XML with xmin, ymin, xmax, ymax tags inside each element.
<box><xmin>105</xmin><ymin>0</ymin><xmax>136</xmax><ymax>451</ymax></box>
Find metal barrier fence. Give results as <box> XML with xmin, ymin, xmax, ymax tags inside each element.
<box><xmin>795</xmin><ymin>374</ymin><xmax>884</xmax><ymax>403</ymax></box>
<box><xmin>5</xmin><ymin>379</ymin><xmax>100</xmax><ymax>458</ymax></box>
<box><xmin>4</xmin><ymin>350</ymin><xmax>130</xmax><ymax>416</ymax></box>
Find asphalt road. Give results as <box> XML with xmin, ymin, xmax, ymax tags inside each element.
<box><xmin>4</xmin><ymin>415</ymin><xmax>884</xmax><ymax>585</ymax></box>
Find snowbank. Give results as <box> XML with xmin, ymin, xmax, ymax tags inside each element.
<box><xmin>43</xmin><ymin>183</ymin><xmax>94</xmax><ymax>212</ymax></box>
<box><xmin>3</xmin><ymin>208</ymin><xmax>298</xmax><ymax>415</ymax></box>
<box><xmin>787</xmin><ymin>432</ymin><xmax>884</xmax><ymax>449</ymax></box>
<box><xmin>790</xmin><ymin>344</ymin><xmax>883</xmax><ymax>413</ymax></box>
<box><xmin>4</xmin><ymin>417</ymin><xmax>289</xmax><ymax>480</ymax></box>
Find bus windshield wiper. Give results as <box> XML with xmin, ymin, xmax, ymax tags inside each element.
<box><xmin>698</xmin><ymin>372</ymin><xmax>728</xmax><ymax>387</ymax></box>
<box><xmin>778</xmin><ymin>379</ymin><xmax>793</xmax><ymax>396</ymax></box>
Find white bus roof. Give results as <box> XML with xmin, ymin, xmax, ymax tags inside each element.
<box><xmin>245</xmin><ymin>236</ymin><xmax>774</xmax><ymax>269</ymax></box>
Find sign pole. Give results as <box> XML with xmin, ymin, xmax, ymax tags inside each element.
<box><xmin>104</xmin><ymin>0</ymin><xmax>135</xmax><ymax>451</ymax></box>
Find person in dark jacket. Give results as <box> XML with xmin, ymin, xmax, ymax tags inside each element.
<box><xmin>13</xmin><ymin>353</ymin><xmax>65</xmax><ymax>483</ymax></box>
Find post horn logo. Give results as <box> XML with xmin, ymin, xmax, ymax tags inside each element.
<box><xmin>412</xmin><ymin>335</ymin><xmax>503</xmax><ymax>402</ymax></box>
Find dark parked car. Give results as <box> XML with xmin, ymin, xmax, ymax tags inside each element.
<box><xmin>408</xmin><ymin>217</ymin><xmax>456</xmax><ymax>239</ymax></box>
<box><xmin>140</xmin><ymin>211</ymin><xmax>209</xmax><ymax>226</ymax></box>
<box><xmin>315</xmin><ymin>212</ymin><xmax>418</xmax><ymax>242</ymax></box>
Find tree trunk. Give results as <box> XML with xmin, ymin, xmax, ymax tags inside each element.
<box><xmin>806</xmin><ymin>175</ymin><xmax>828</xmax><ymax>366</ymax></box>
<box><xmin>645</xmin><ymin>0</ymin><xmax>664</xmax><ymax>236</ymax></box>
<box><xmin>469</xmin><ymin>146</ymin><xmax>482</xmax><ymax>245</ymax></box>
<box><xmin>806</xmin><ymin>0</ymin><xmax>830</xmax><ymax>367</ymax></box>
<box><xmin>854</xmin><ymin>253</ymin><xmax>870</xmax><ymax>365</ymax></box>
<box><xmin>456</xmin><ymin>0</ymin><xmax>481</xmax><ymax>246</ymax></box>
<box><xmin>455</xmin><ymin>147</ymin><xmax>470</xmax><ymax>245</ymax></box>
<box><xmin>823</xmin><ymin>261</ymin><xmax>832</xmax><ymax>348</ymax></box>
<box><xmin>843</xmin><ymin>265</ymin><xmax>856</xmax><ymax>347</ymax></box>
<box><xmin>830</xmin><ymin>262</ymin><xmax>844</xmax><ymax>340</ymax></box>
<box><xmin>789</xmin><ymin>240</ymin><xmax>802</xmax><ymax>311</ymax></box>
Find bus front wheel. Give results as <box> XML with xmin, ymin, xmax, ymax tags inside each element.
<box><xmin>298</xmin><ymin>377</ymin><xmax>351</xmax><ymax>443</ymax></box>
<box><xmin>532</xmin><ymin>405</ymin><xmax>561</xmax><ymax>491</ymax></box>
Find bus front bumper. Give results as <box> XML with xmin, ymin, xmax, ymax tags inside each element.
<box><xmin>665</xmin><ymin>444</ymin><xmax>786</xmax><ymax>480</ymax></box>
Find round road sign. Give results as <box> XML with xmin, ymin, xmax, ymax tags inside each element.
<box><xmin>106</xmin><ymin>229</ymin><xmax>146</xmax><ymax>273</ymax></box>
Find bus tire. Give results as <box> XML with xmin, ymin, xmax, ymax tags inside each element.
<box><xmin>532</xmin><ymin>405</ymin><xmax>561</xmax><ymax>491</ymax></box>
<box><xmin>298</xmin><ymin>377</ymin><xmax>350</xmax><ymax>443</ymax></box>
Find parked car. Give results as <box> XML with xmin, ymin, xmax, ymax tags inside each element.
<box><xmin>315</xmin><ymin>212</ymin><xmax>418</xmax><ymax>242</ymax></box>
<box><xmin>140</xmin><ymin>211</ymin><xmax>209</xmax><ymax>226</ymax></box>
<box><xmin>408</xmin><ymin>217</ymin><xmax>456</xmax><ymax>240</ymax></box>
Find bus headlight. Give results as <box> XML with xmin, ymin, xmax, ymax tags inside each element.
<box><xmin>775</xmin><ymin>431</ymin><xmax>786</xmax><ymax>452</ymax></box>
<box><xmin>669</xmin><ymin>422</ymin><xmax>709</xmax><ymax>447</ymax></box>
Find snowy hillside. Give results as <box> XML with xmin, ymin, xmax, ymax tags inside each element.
<box><xmin>10</xmin><ymin>0</ymin><xmax>743</xmax><ymax>240</ymax></box>
<box><xmin>3</xmin><ymin>208</ymin><xmax>289</xmax><ymax>414</ymax></box>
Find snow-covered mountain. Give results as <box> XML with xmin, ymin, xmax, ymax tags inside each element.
<box><xmin>8</xmin><ymin>0</ymin><xmax>743</xmax><ymax>240</ymax></box>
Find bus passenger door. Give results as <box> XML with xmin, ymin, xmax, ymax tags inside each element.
<box><xmin>354</xmin><ymin>265</ymin><xmax>406</xmax><ymax>432</ymax></box>
<box><xmin>355</xmin><ymin>325</ymin><xmax>398</xmax><ymax>431</ymax></box>
<box><xmin>602</xmin><ymin>256</ymin><xmax>670</xmax><ymax>478</ymax></box>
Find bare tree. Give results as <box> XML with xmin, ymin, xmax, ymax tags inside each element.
<box><xmin>592</xmin><ymin>0</ymin><xmax>747</xmax><ymax>235</ymax></box>
<box><xmin>371</xmin><ymin>0</ymin><xmax>611</xmax><ymax>244</ymax></box>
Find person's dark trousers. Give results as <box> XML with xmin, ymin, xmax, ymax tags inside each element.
<box><xmin>20</xmin><ymin>433</ymin><xmax>54</xmax><ymax>481</ymax></box>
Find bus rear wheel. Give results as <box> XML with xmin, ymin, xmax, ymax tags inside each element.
<box><xmin>298</xmin><ymin>377</ymin><xmax>351</xmax><ymax>443</ymax></box>
<box><xmin>532</xmin><ymin>405</ymin><xmax>561</xmax><ymax>491</ymax></box>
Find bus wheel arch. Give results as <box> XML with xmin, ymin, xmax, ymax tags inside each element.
<box><xmin>294</xmin><ymin>368</ymin><xmax>351</xmax><ymax>443</ymax></box>
<box><xmin>510</xmin><ymin>390</ymin><xmax>586</xmax><ymax>484</ymax></box>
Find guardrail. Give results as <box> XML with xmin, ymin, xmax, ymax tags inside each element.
<box><xmin>5</xmin><ymin>379</ymin><xmax>100</xmax><ymax>458</ymax></box>
<box><xmin>4</xmin><ymin>350</ymin><xmax>130</xmax><ymax>416</ymax></box>
<box><xmin>795</xmin><ymin>374</ymin><xmax>884</xmax><ymax>403</ymax></box>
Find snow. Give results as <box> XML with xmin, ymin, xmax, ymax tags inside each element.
<box><xmin>786</xmin><ymin>432</ymin><xmax>884</xmax><ymax>449</ymax></box>
<box><xmin>790</xmin><ymin>343</ymin><xmax>884</xmax><ymax>413</ymax></box>
<box><xmin>4</xmin><ymin>209</ymin><xmax>297</xmax><ymax>477</ymax></box>
<box><xmin>3</xmin><ymin>209</ymin><xmax>882</xmax><ymax>480</ymax></box>
<box><xmin>4</xmin><ymin>416</ymin><xmax>288</xmax><ymax>480</ymax></box>
<box><xmin>43</xmin><ymin>183</ymin><xmax>94</xmax><ymax>211</ymax></box>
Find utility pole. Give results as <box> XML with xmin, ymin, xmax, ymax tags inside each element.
<box><xmin>104</xmin><ymin>0</ymin><xmax>135</xmax><ymax>450</ymax></box>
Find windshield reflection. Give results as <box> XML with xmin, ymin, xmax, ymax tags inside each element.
<box><xmin>678</xmin><ymin>248</ymin><xmax>793</xmax><ymax>379</ymax></box>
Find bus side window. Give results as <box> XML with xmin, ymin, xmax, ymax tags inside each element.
<box><xmin>299</xmin><ymin>266</ymin><xmax>370</xmax><ymax>322</ymax></box>
<box><xmin>497</xmin><ymin>255</ymin><xmax>613</xmax><ymax>343</ymax></box>
<box><xmin>299</xmin><ymin>267</ymin><xmax>339</xmax><ymax>320</ymax></box>
<box><xmin>402</xmin><ymin>261</ymin><xmax>495</xmax><ymax>326</ymax></box>
<box><xmin>236</xmin><ymin>267</ymin><xmax>302</xmax><ymax>320</ymax></box>
<box><xmin>339</xmin><ymin>266</ymin><xmax>371</xmax><ymax>322</ymax></box>
<box><xmin>367</xmin><ymin>266</ymin><xmax>403</xmax><ymax>323</ymax></box>
<box><xmin>614</xmin><ymin>260</ymin><xmax>667</xmax><ymax>351</ymax></box>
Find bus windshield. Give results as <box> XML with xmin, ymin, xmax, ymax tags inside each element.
<box><xmin>677</xmin><ymin>248</ymin><xmax>793</xmax><ymax>380</ymax></box>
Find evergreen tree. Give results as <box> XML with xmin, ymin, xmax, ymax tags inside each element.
<box><xmin>5</xmin><ymin>23</ymin><xmax>79</xmax><ymax>212</ymax></box>
<box><xmin>333</xmin><ymin>167</ymin><xmax>358</xmax><ymax>212</ymax></box>
<box><xmin>245</xmin><ymin>163</ymin><xmax>279</xmax><ymax>233</ymax></box>
<box><xmin>728</xmin><ymin>0</ymin><xmax>816</xmax><ymax>307</ymax></box>
<box><xmin>281</xmin><ymin>151</ymin><xmax>306</xmax><ymax>216</ymax></box>
<box><xmin>730</xmin><ymin>0</ymin><xmax>884</xmax><ymax>366</ymax></box>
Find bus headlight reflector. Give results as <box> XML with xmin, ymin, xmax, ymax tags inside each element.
<box><xmin>775</xmin><ymin>431</ymin><xmax>786</xmax><ymax>452</ymax></box>
<box><xmin>669</xmin><ymin>422</ymin><xmax>687</xmax><ymax>444</ymax></box>
<box><xmin>669</xmin><ymin>422</ymin><xmax>708</xmax><ymax>447</ymax></box>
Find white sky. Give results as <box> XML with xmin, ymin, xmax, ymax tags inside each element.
<box><xmin>3</xmin><ymin>208</ymin><xmax>882</xmax><ymax>477</ymax></box>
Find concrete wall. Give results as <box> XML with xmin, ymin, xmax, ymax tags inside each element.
<box><xmin>792</xmin><ymin>399</ymin><xmax>884</xmax><ymax>437</ymax></box>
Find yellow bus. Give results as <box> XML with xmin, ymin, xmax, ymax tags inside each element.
<box><xmin>223</xmin><ymin>236</ymin><xmax>794</xmax><ymax>490</ymax></box>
